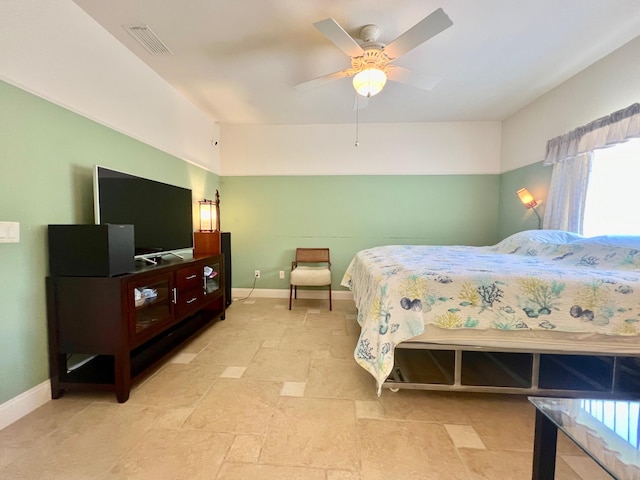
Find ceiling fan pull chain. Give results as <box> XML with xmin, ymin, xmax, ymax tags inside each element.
<box><xmin>355</xmin><ymin>96</ymin><xmax>360</xmax><ymax>147</ymax></box>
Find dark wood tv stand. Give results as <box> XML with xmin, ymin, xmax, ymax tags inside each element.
<box><xmin>46</xmin><ymin>253</ymin><xmax>225</xmax><ymax>403</ymax></box>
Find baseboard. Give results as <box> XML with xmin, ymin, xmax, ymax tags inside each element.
<box><xmin>0</xmin><ymin>380</ymin><xmax>51</xmax><ymax>431</ymax></box>
<box><xmin>231</xmin><ymin>287</ymin><xmax>354</xmax><ymax>301</ymax></box>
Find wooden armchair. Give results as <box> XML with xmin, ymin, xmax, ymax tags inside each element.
<box><xmin>289</xmin><ymin>248</ymin><xmax>332</xmax><ymax>310</ymax></box>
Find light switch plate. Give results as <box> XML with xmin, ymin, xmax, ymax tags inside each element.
<box><xmin>0</xmin><ymin>221</ymin><xmax>20</xmax><ymax>243</ymax></box>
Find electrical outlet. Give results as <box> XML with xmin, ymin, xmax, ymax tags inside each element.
<box><xmin>279</xmin><ymin>270</ymin><xmax>285</xmax><ymax>279</ymax></box>
<box><xmin>254</xmin><ymin>270</ymin><xmax>261</xmax><ymax>279</ymax></box>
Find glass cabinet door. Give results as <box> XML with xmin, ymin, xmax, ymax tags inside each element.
<box><xmin>202</xmin><ymin>261</ymin><xmax>221</xmax><ymax>296</ymax></box>
<box><xmin>129</xmin><ymin>273</ymin><xmax>173</xmax><ymax>336</ymax></box>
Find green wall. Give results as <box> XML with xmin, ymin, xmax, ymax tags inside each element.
<box><xmin>1</xmin><ymin>77</ymin><xmax>536</xmax><ymax>406</ymax></box>
<box><xmin>497</xmin><ymin>161</ymin><xmax>553</xmax><ymax>240</ymax></box>
<box><xmin>0</xmin><ymin>81</ymin><xmax>220</xmax><ymax>404</ymax></box>
<box><xmin>222</xmin><ymin>175</ymin><xmax>501</xmax><ymax>289</ymax></box>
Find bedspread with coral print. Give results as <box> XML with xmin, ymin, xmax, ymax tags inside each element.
<box><xmin>341</xmin><ymin>233</ymin><xmax>640</xmax><ymax>393</ymax></box>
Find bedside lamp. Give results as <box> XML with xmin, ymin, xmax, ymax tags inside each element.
<box><xmin>517</xmin><ymin>187</ymin><xmax>542</xmax><ymax>229</ymax></box>
<box><xmin>194</xmin><ymin>190</ymin><xmax>221</xmax><ymax>254</ymax></box>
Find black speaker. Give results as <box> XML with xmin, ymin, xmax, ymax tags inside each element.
<box><xmin>221</xmin><ymin>232</ymin><xmax>232</xmax><ymax>306</ymax></box>
<box><xmin>48</xmin><ymin>224</ymin><xmax>135</xmax><ymax>277</ymax></box>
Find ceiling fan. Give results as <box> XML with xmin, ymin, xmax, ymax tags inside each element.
<box><xmin>295</xmin><ymin>8</ymin><xmax>453</xmax><ymax>105</ymax></box>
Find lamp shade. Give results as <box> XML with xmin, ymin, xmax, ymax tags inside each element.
<box><xmin>198</xmin><ymin>190</ymin><xmax>220</xmax><ymax>232</ymax></box>
<box><xmin>352</xmin><ymin>68</ymin><xmax>387</xmax><ymax>97</ymax></box>
<box><xmin>516</xmin><ymin>188</ymin><xmax>537</xmax><ymax>209</ymax></box>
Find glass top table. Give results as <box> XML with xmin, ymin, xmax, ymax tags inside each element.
<box><xmin>529</xmin><ymin>397</ymin><xmax>640</xmax><ymax>479</ymax></box>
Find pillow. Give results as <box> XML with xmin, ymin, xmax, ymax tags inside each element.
<box><xmin>496</xmin><ymin>230</ymin><xmax>583</xmax><ymax>246</ymax></box>
<box><xmin>571</xmin><ymin>235</ymin><xmax>640</xmax><ymax>249</ymax></box>
<box><xmin>524</xmin><ymin>230</ymin><xmax>585</xmax><ymax>244</ymax></box>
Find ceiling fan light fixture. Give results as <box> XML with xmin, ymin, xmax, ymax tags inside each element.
<box><xmin>352</xmin><ymin>68</ymin><xmax>387</xmax><ymax>97</ymax></box>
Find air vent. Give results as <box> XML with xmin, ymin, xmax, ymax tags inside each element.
<box><xmin>123</xmin><ymin>24</ymin><xmax>173</xmax><ymax>55</ymax></box>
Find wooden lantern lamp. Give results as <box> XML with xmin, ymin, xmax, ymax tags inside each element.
<box><xmin>194</xmin><ymin>190</ymin><xmax>221</xmax><ymax>254</ymax></box>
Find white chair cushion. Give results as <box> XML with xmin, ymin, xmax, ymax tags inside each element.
<box><xmin>290</xmin><ymin>266</ymin><xmax>331</xmax><ymax>286</ymax></box>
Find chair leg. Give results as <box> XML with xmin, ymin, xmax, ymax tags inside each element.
<box><xmin>329</xmin><ymin>284</ymin><xmax>332</xmax><ymax>311</ymax></box>
<box><xmin>289</xmin><ymin>284</ymin><xmax>293</xmax><ymax>310</ymax></box>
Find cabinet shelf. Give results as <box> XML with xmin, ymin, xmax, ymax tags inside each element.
<box><xmin>47</xmin><ymin>253</ymin><xmax>226</xmax><ymax>403</ymax></box>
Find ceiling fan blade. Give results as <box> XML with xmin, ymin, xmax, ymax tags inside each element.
<box><xmin>294</xmin><ymin>69</ymin><xmax>351</xmax><ymax>92</ymax></box>
<box><xmin>387</xmin><ymin>65</ymin><xmax>442</xmax><ymax>91</ymax></box>
<box><xmin>383</xmin><ymin>8</ymin><xmax>453</xmax><ymax>59</ymax></box>
<box><xmin>313</xmin><ymin>18</ymin><xmax>364</xmax><ymax>58</ymax></box>
<box><xmin>353</xmin><ymin>94</ymin><xmax>369</xmax><ymax>111</ymax></box>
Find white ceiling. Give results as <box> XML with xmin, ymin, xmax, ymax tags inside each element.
<box><xmin>72</xmin><ymin>0</ymin><xmax>640</xmax><ymax>126</ymax></box>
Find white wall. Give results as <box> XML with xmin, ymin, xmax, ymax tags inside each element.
<box><xmin>221</xmin><ymin>122</ymin><xmax>502</xmax><ymax>175</ymax></box>
<box><xmin>501</xmin><ymin>35</ymin><xmax>640</xmax><ymax>172</ymax></box>
<box><xmin>0</xmin><ymin>0</ymin><xmax>220</xmax><ymax>173</ymax></box>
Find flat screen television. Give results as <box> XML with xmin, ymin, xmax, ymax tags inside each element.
<box><xmin>93</xmin><ymin>166</ymin><xmax>193</xmax><ymax>258</ymax></box>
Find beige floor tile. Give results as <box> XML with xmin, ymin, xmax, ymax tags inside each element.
<box><xmin>278</xmin><ymin>326</ymin><xmax>333</xmax><ymax>351</ymax></box>
<box><xmin>0</xmin><ymin>403</ymin><xmax>161</xmax><ymax>479</ymax></box>
<box><xmin>311</xmin><ymin>349</ymin><xmax>332</xmax><ymax>359</ymax></box>
<box><xmin>191</xmin><ymin>336</ymin><xmax>262</xmax><ymax>366</ymax></box>
<box><xmin>359</xmin><ymin>418</ymin><xmax>466</xmax><ymax>480</ymax></box>
<box><xmin>261</xmin><ymin>397</ymin><xmax>360</xmax><ymax>470</ymax></box>
<box><xmin>304</xmin><ymin>312</ymin><xmax>348</xmax><ymax>330</ymax></box>
<box><xmin>129</xmin><ymin>362</ymin><xmax>222</xmax><ymax>408</ymax></box>
<box><xmin>176</xmin><ymin>327</ymin><xmax>213</xmax><ymax>354</ymax></box>
<box><xmin>225</xmin><ymin>434</ymin><xmax>264</xmax><ymax>463</ymax></box>
<box><xmin>460</xmin><ymin>393</ymin><xmax>535</xmax><ymax>452</ymax></box>
<box><xmin>470</xmin><ymin>413</ymin><xmax>534</xmax><ymax>452</ymax></box>
<box><xmin>221</xmin><ymin>366</ymin><xmax>246</xmax><ymax>378</ymax></box>
<box><xmin>169</xmin><ymin>352</ymin><xmax>198</xmax><ymax>364</ymax></box>
<box><xmin>355</xmin><ymin>400</ymin><xmax>385</xmax><ymax>420</ymax></box>
<box><xmin>377</xmin><ymin>389</ymin><xmax>473</xmax><ymax>424</ymax></box>
<box><xmin>461</xmin><ymin>393</ymin><xmax>534</xmax><ymax>426</ymax></box>
<box><xmin>289</xmin><ymin>300</ymin><xmax>331</xmax><ymax>311</ymax></box>
<box><xmin>330</xmin><ymin>333</ymin><xmax>359</xmax><ymax>359</ymax></box>
<box><xmin>560</xmin><ymin>455</ymin><xmax>615</xmax><ymax>479</ymax></box>
<box><xmin>183</xmin><ymin>378</ymin><xmax>281</xmax><ymax>434</ymax></box>
<box><xmin>557</xmin><ymin>429</ymin><xmax>591</xmax><ymax>455</ymax></box>
<box><xmin>459</xmin><ymin>449</ymin><xmax>531</xmax><ymax>479</ymax></box>
<box><xmin>281</xmin><ymin>381</ymin><xmax>306</xmax><ymax>396</ymax></box>
<box><xmin>236</xmin><ymin>321</ymin><xmax>290</xmax><ymax>341</ymax></box>
<box><xmin>327</xmin><ymin>470</ymin><xmax>362</xmax><ymax>480</ymax></box>
<box><xmin>242</xmin><ymin>348</ymin><xmax>311</xmax><ymax>382</ymax></box>
<box><xmin>0</xmin><ymin>394</ymin><xmax>94</xmax><ymax>449</ymax></box>
<box><xmin>444</xmin><ymin>424</ymin><xmax>486</xmax><ymax>449</ymax></box>
<box><xmin>305</xmin><ymin>357</ymin><xmax>378</xmax><ymax>400</ymax></box>
<box><xmin>345</xmin><ymin>316</ymin><xmax>361</xmax><ymax>336</ymax></box>
<box><xmin>216</xmin><ymin>462</ymin><xmax>326</xmax><ymax>480</ymax></box>
<box><xmin>0</xmin><ymin>446</ymin><xmax>25</xmax><ymax>470</ymax></box>
<box><xmin>150</xmin><ymin>407</ymin><xmax>195</xmax><ymax>429</ymax></box>
<box><xmin>104</xmin><ymin>428</ymin><xmax>233</xmax><ymax>479</ymax></box>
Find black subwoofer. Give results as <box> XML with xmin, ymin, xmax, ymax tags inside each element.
<box><xmin>48</xmin><ymin>224</ymin><xmax>135</xmax><ymax>277</ymax></box>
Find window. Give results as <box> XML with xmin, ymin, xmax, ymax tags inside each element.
<box><xmin>582</xmin><ymin>138</ymin><xmax>640</xmax><ymax>236</ymax></box>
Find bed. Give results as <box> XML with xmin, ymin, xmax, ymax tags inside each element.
<box><xmin>341</xmin><ymin>230</ymin><xmax>640</xmax><ymax>398</ymax></box>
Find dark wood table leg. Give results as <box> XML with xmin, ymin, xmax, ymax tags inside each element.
<box><xmin>532</xmin><ymin>408</ymin><xmax>558</xmax><ymax>479</ymax></box>
<box><xmin>114</xmin><ymin>352</ymin><xmax>131</xmax><ymax>403</ymax></box>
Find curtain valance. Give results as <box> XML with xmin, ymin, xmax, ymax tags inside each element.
<box><xmin>543</xmin><ymin>103</ymin><xmax>640</xmax><ymax>165</ymax></box>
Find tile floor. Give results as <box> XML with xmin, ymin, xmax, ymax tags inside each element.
<box><xmin>0</xmin><ymin>298</ymin><xmax>612</xmax><ymax>479</ymax></box>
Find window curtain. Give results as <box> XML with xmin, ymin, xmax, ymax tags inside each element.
<box><xmin>542</xmin><ymin>103</ymin><xmax>640</xmax><ymax>233</ymax></box>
